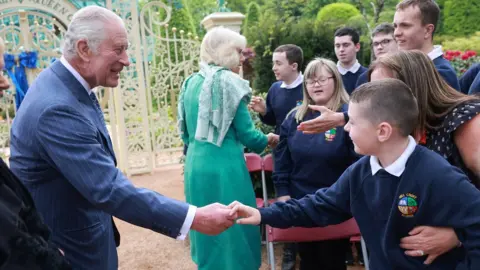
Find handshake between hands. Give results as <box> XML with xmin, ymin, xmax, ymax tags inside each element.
<box><xmin>190</xmin><ymin>201</ymin><xmax>262</xmax><ymax>235</ymax></box>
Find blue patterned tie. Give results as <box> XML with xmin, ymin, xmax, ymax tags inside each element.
<box><xmin>89</xmin><ymin>92</ymin><xmax>106</xmax><ymax>129</ymax></box>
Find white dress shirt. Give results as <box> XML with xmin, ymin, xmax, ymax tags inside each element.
<box><xmin>370</xmin><ymin>136</ymin><xmax>417</xmax><ymax>177</ymax></box>
<box><xmin>59</xmin><ymin>56</ymin><xmax>196</xmax><ymax>240</ymax></box>
<box><xmin>337</xmin><ymin>60</ymin><xmax>362</xmax><ymax>75</ymax></box>
<box><xmin>280</xmin><ymin>73</ymin><xmax>304</xmax><ymax>89</ymax></box>
<box><xmin>427</xmin><ymin>45</ymin><xmax>444</xmax><ymax>61</ymax></box>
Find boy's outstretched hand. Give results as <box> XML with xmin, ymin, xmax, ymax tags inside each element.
<box><xmin>228</xmin><ymin>201</ymin><xmax>261</xmax><ymax>225</ymax></box>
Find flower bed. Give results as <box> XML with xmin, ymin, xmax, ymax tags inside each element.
<box><xmin>444</xmin><ymin>50</ymin><xmax>479</xmax><ymax>77</ymax></box>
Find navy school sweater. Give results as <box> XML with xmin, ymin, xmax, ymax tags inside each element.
<box><xmin>273</xmin><ymin>105</ymin><xmax>359</xmax><ymax>199</ymax></box>
<box><xmin>341</xmin><ymin>65</ymin><xmax>367</xmax><ymax>95</ymax></box>
<box><xmin>260</xmin><ymin>145</ymin><xmax>480</xmax><ymax>269</ymax></box>
<box><xmin>355</xmin><ymin>71</ymin><xmax>368</xmax><ymax>89</ymax></box>
<box><xmin>459</xmin><ymin>63</ymin><xmax>480</xmax><ymax>95</ymax></box>
<box><xmin>260</xmin><ymin>81</ymin><xmax>303</xmax><ymax>135</ymax></box>
<box><xmin>433</xmin><ymin>56</ymin><xmax>461</xmax><ymax>91</ymax></box>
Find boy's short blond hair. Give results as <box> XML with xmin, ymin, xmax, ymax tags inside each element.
<box><xmin>350</xmin><ymin>79</ymin><xmax>419</xmax><ymax>136</ymax></box>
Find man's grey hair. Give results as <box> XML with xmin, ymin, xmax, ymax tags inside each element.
<box><xmin>371</xmin><ymin>23</ymin><xmax>395</xmax><ymax>39</ymax></box>
<box><xmin>62</xmin><ymin>6</ymin><xmax>123</xmax><ymax>59</ymax></box>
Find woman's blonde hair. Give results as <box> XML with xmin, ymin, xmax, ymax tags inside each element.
<box><xmin>200</xmin><ymin>27</ymin><xmax>246</xmax><ymax>70</ymax></box>
<box><xmin>368</xmin><ymin>50</ymin><xmax>479</xmax><ymax>136</ymax></box>
<box><xmin>295</xmin><ymin>58</ymin><xmax>349</xmax><ymax>122</ymax></box>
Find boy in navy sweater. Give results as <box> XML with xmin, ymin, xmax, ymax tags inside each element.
<box><xmin>249</xmin><ymin>44</ymin><xmax>304</xmax><ymax>270</ymax></box>
<box><xmin>394</xmin><ymin>0</ymin><xmax>460</xmax><ymax>90</ymax></box>
<box><xmin>230</xmin><ymin>79</ymin><xmax>480</xmax><ymax>269</ymax></box>
<box><xmin>334</xmin><ymin>27</ymin><xmax>367</xmax><ymax>94</ymax></box>
<box><xmin>249</xmin><ymin>44</ymin><xmax>304</xmax><ymax>136</ymax></box>
<box><xmin>356</xmin><ymin>23</ymin><xmax>398</xmax><ymax>88</ymax></box>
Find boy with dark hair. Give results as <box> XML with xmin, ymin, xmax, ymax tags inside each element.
<box><xmin>250</xmin><ymin>44</ymin><xmax>304</xmax><ymax>136</ymax></box>
<box><xmin>334</xmin><ymin>27</ymin><xmax>367</xmax><ymax>94</ymax></box>
<box><xmin>355</xmin><ymin>23</ymin><xmax>398</xmax><ymax>88</ymax></box>
<box><xmin>231</xmin><ymin>78</ymin><xmax>480</xmax><ymax>269</ymax></box>
<box><xmin>394</xmin><ymin>0</ymin><xmax>460</xmax><ymax>90</ymax></box>
<box><xmin>249</xmin><ymin>44</ymin><xmax>304</xmax><ymax>270</ymax></box>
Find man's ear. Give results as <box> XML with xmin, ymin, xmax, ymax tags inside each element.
<box><xmin>355</xmin><ymin>43</ymin><xmax>361</xmax><ymax>53</ymax></box>
<box><xmin>377</xmin><ymin>122</ymin><xmax>393</xmax><ymax>142</ymax></box>
<box><xmin>76</xmin><ymin>39</ymin><xmax>91</xmax><ymax>62</ymax></box>
<box><xmin>425</xmin><ymin>24</ymin><xmax>435</xmax><ymax>40</ymax></box>
<box><xmin>291</xmin><ymin>62</ymin><xmax>298</xmax><ymax>72</ymax></box>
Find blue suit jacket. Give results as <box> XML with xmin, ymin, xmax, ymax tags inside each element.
<box><xmin>9</xmin><ymin>61</ymin><xmax>190</xmax><ymax>269</ymax></box>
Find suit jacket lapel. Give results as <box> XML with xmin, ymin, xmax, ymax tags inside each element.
<box><xmin>50</xmin><ymin>61</ymin><xmax>117</xmax><ymax>165</ymax></box>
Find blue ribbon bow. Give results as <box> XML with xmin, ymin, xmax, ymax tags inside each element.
<box><xmin>4</xmin><ymin>51</ymin><xmax>37</xmax><ymax>110</ymax></box>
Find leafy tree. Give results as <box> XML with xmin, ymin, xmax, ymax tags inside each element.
<box><xmin>442</xmin><ymin>0</ymin><xmax>480</xmax><ymax>37</ymax></box>
<box><xmin>303</xmin><ymin>0</ymin><xmax>337</xmax><ymax>18</ymax></box>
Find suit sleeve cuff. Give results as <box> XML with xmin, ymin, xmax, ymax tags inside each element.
<box><xmin>176</xmin><ymin>205</ymin><xmax>196</xmax><ymax>240</ymax></box>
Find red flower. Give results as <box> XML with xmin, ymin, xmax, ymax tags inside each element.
<box><xmin>444</xmin><ymin>54</ymin><xmax>453</xmax><ymax>61</ymax></box>
<box><xmin>466</xmin><ymin>50</ymin><xmax>477</xmax><ymax>57</ymax></box>
<box><xmin>461</xmin><ymin>53</ymin><xmax>470</xmax><ymax>60</ymax></box>
<box><xmin>454</xmin><ymin>50</ymin><xmax>462</xmax><ymax>56</ymax></box>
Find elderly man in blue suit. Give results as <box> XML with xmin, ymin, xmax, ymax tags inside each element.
<box><xmin>9</xmin><ymin>6</ymin><xmax>235</xmax><ymax>270</ymax></box>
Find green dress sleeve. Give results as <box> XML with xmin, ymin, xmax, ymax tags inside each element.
<box><xmin>232</xmin><ymin>100</ymin><xmax>268</xmax><ymax>153</ymax></box>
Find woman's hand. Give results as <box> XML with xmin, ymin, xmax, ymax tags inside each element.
<box><xmin>297</xmin><ymin>105</ymin><xmax>345</xmax><ymax>134</ymax></box>
<box><xmin>400</xmin><ymin>226</ymin><xmax>460</xmax><ymax>264</ymax></box>
<box><xmin>276</xmin><ymin>195</ymin><xmax>291</xmax><ymax>202</ymax></box>
<box><xmin>267</xmin><ymin>133</ymin><xmax>279</xmax><ymax>148</ymax></box>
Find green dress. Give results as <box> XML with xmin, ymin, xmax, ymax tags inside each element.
<box><xmin>180</xmin><ymin>71</ymin><xmax>267</xmax><ymax>270</ymax></box>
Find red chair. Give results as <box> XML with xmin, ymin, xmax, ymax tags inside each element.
<box><xmin>244</xmin><ymin>153</ymin><xmax>268</xmax><ymax>208</ymax></box>
<box><xmin>262</xmin><ymin>154</ymin><xmax>370</xmax><ymax>270</ymax></box>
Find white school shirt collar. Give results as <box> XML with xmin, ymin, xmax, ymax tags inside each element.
<box><xmin>337</xmin><ymin>60</ymin><xmax>361</xmax><ymax>75</ymax></box>
<box><xmin>60</xmin><ymin>56</ymin><xmax>93</xmax><ymax>94</ymax></box>
<box><xmin>280</xmin><ymin>73</ymin><xmax>304</xmax><ymax>89</ymax></box>
<box><xmin>370</xmin><ymin>136</ymin><xmax>417</xmax><ymax>177</ymax></box>
<box><xmin>428</xmin><ymin>45</ymin><xmax>444</xmax><ymax>61</ymax></box>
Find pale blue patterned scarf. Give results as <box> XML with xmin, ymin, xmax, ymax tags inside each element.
<box><xmin>178</xmin><ymin>62</ymin><xmax>252</xmax><ymax>147</ymax></box>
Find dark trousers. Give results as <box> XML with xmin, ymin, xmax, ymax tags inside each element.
<box><xmin>298</xmin><ymin>239</ymin><xmax>350</xmax><ymax>270</ymax></box>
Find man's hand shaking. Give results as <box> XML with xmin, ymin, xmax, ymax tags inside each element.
<box><xmin>191</xmin><ymin>203</ymin><xmax>238</xmax><ymax>235</ymax></box>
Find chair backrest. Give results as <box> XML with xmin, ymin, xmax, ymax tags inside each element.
<box><xmin>263</xmin><ymin>154</ymin><xmax>274</xmax><ymax>172</ymax></box>
<box><xmin>267</xmin><ymin>218</ymin><xmax>360</xmax><ymax>242</ymax></box>
<box><xmin>244</xmin><ymin>153</ymin><xmax>263</xmax><ymax>172</ymax></box>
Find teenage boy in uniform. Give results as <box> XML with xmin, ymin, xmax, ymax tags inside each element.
<box><xmin>394</xmin><ymin>0</ymin><xmax>460</xmax><ymax>90</ymax></box>
<box><xmin>334</xmin><ymin>27</ymin><xmax>367</xmax><ymax>94</ymax></box>
<box><xmin>249</xmin><ymin>44</ymin><xmax>304</xmax><ymax>270</ymax></box>
<box><xmin>355</xmin><ymin>23</ymin><xmax>398</xmax><ymax>88</ymax></box>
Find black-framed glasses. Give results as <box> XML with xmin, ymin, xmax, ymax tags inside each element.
<box><xmin>306</xmin><ymin>77</ymin><xmax>333</xmax><ymax>86</ymax></box>
<box><xmin>372</xmin><ymin>39</ymin><xmax>393</xmax><ymax>48</ymax></box>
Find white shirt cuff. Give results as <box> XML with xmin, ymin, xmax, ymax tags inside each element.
<box><xmin>176</xmin><ymin>205</ymin><xmax>196</xmax><ymax>240</ymax></box>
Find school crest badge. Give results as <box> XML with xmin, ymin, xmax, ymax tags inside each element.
<box><xmin>296</xmin><ymin>100</ymin><xmax>303</xmax><ymax>106</ymax></box>
<box><xmin>324</xmin><ymin>128</ymin><xmax>336</xmax><ymax>141</ymax></box>
<box><xmin>398</xmin><ymin>193</ymin><xmax>418</xmax><ymax>217</ymax></box>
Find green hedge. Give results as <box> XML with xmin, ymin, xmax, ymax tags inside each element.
<box><xmin>316</xmin><ymin>3</ymin><xmax>361</xmax><ymax>27</ymax></box>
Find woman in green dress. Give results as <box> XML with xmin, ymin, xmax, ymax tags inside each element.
<box><xmin>178</xmin><ymin>27</ymin><xmax>276</xmax><ymax>270</ymax></box>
